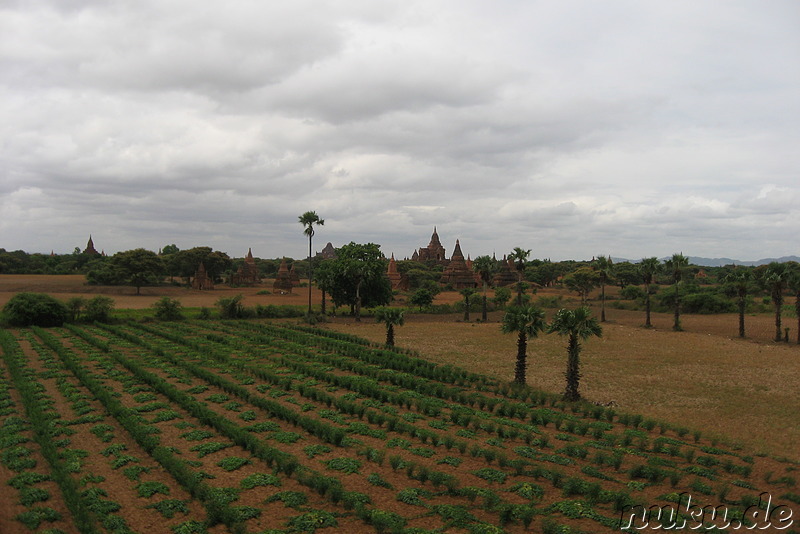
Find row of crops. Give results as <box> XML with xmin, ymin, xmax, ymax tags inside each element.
<box><xmin>1</xmin><ymin>320</ymin><xmax>797</xmax><ymax>533</ymax></box>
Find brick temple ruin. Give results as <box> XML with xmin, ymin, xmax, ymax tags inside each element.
<box><xmin>230</xmin><ymin>248</ymin><xmax>260</xmax><ymax>286</ymax></box>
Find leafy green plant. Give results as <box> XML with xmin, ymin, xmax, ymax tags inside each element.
<box><xmin>216</xmin><ymin>456</ymin><xmax>251</xmax><ymax>472</ymax></box>
<box><xmin>324</xmin><ymin>457</ymin><xmax>362</xmax><ymax>474</ymax></box>
<box><xmin>264</xmin><ymin>491</ymin><xmax>308</xmax><ymax>509</ymax></box>
<box><xmin>240</xmin><ymin>473</ymin><xmax>281</xmax><ymax>489</ymax></box>
<box><xmin>146</xmin><ymin>499</ymin><xmax>189</xmax><ymax>519</ymax></box>
<box><xmin>136</xmin><ymin>481</ymin><xmax>171</xmax><ymax>498</ymax></box>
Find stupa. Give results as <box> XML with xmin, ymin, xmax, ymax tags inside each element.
<box><xmin>386</xmin><ymin>254</ymin><xmax>408</xmax><ymax>291</ymax></box>
<box><xmin>439</xmin><ymin>240</ymin><xmax>477</xmax><ymax>289</ymax></box>
<box><xmin>231</xmin><ymin>248</ymin><xmax>260</xmax><ymax>286</ymax></box>
<box><xmin>273</xmin><ymin>258</ymin><xmax>293</xmax><ymax>293</ymax></box>
<box><xmin>192</xmin><ymin>262</ymin><xmax>214</xmax><ymax>290</ymax></box>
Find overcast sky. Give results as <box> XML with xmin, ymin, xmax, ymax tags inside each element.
<box><xmin>2</xmin><ymin>1</ymin><xmax>798</xmax><ymax>262</ymax></box>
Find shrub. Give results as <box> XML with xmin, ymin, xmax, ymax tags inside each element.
<box><xmin>216</xmin><ymin>294</ymin><xmax>245</xmax><ymax>319</ymax></box>
<box><xmin>3</xmin><ymin>293</ymin><xmax>68</xmax><ymax>326</ymax></box>
<box><xmin>83</xmin><ymin>295</ymin><xmax>114</xmax><ymax>322</ymax></box>
<box><xmin>153</xmin><ymin>297</ymin><xmax>184</xmax><ymax>321</ymax></box>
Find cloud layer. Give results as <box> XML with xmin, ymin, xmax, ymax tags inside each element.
<box><xmin>2</xmin><ymin>0</ymin><xmax>798</xmax><ymax>261</ymax></box>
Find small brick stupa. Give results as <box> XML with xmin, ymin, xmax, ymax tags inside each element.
<box><xmin>386</xmin><ymin>254</ymin><xmax>409</xmax><ymax>291</ymax></box>
<box><xmin>440</xmin><ymin>240</ymin><xmax>477</xmax><ymax>289</ymax></box>
<box><xmin>231</xmin><ymin>248</ymin><xmax>260</xmax><ymax>286</ymax></box>
<box><xmin>273</xmin><ymin>258</ymin><xmax>293</xmax><ymax>293</ymax></box>
<box><xmin>493</xmin><ymin>255</ymin><xmax>518</xmax><ymax>287</ymax></box>
<box><xmin>192</xmin><ymin>262</ymin><xmax>214</xmax><ymax>290</ymax></box>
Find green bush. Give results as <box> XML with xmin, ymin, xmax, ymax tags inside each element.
<box><xmin>3</xmin><ymin>293</ymin><xmax>68</xmax><ymax>326</ymax></box>
<box><xmin>153</xmin><ymin>297</ymin><xmax>184</xmax><ymax>321</ymax></box>
<box><xmin>216</xmin><ymin>294</ymin><xmax>245</xmax><ymax>319</ymax></box>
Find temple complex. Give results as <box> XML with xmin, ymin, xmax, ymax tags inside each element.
<box><xmin>386</xmin><ymin>254</ymin><xmax>409</xmax><ymax>291</ymax></box>
<box><xmin>230</xmin><ymin>248</ymin><xmax>260</xmax><ymax>286</ymax></box>
<box><xmin>413</xmin><ymin>227</ymin><xmax>448</xmax><ymax>263</ymax></box>
<box><xmin>273</xmin><ymin>258</ymin><xmax>293</xmax><ymax>293</ymax></box>
<box><xmin>191</xmin><ymin>262</ymin><xmax>214</xmax><ymax>290</ymax></box>
<box><xmin>439</xmin><ymin>240</ymin><xmax>477</xmax><ymax>289</ymax></box>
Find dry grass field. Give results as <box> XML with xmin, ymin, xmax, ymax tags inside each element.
<box><xmin>2</xmin><ymin>274</ymin><xmax>798</xmax><ymax>460</ymax></box>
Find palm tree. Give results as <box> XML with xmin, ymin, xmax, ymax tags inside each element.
<box><xmin>762</xmin><ymin>262</ymin><xmax>788</xmax><ymax>342</ymax></box>
<box><xmin>592</xmin><ymin>256</ymin><xmax>614</xmax><ymax>322</ymax></box>
<box><xmin>501</xmin><ymin>305</ymin><xmax>547</xmax><ymax>385</ymax></box>
<box><xmin>638</xmin><ymin>257</ymin><xmax>660</xmax><ymax>328</ymax></box>
<box><xmin>548</xmin><ymin>307</ymin><xmax>602</xmax><ymax>402</ymax></box>
<box><xmin>663</xmin><ymin>253</ymin><xmax>689</xmax><ymax>331</ymax></box>
<box><xmin>723</xmin><ymin>269</ymin><xmax>752</xmax><ymax>338</ymax></box>
<box><xmin>374</xmin><ymin>307</ymin><xmax>405</xmax><ymax>347</ymax></box>
<box><xmin>298</xmin><ymin>211</ymin><xmax>324</xmax><ymax>316</ymax></box>
<box><xmin>509</xmin><ymin>247</ymin><xmax>531</xmax><ymax>306</ymax></box>
<box><xmin>460</xmin><ymin>287</ymin><xmax>477</xmax><ymax>321</ymax></box>
<box><xmin>472</xmin><ymin>255</ymin><xmax>496</xmax><ymax>321</ymax></box>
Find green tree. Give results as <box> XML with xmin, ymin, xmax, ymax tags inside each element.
<box><xmin>788</xmin><ymin>266</ymin><xmax>800</xmax><ymax>344</ymax></box>
<box><xmin>613</xmin><ymin>261</ymin><xmax>641</xmax><ymax>289</ymax></box>
<box><xmin>663</xmin><ymin>253</ymin><xmax>689</xmax><ymax>331</ymax></box>
<box><xmin>325</xmin><ymin>242</ymin><xmax>391</xmax><ymax>321</ymax></box>
<box><xmin>66</xmin><ymin>297</ymin><xmax>87</xmax><ymax>322</ymax></box>
<box><xmin>491</xmin><ymin>286</ymin><xmax>512</xmax><ymax>310</ymax></box>
<box><xmin>501</xmin><ymin>305</ymin><xmax>547</xmax><ymax>385</ymax></box>
<box><xmin>409</xmin><ymin>288</ymin><xmax>435</xmax><ymax>311</ymax></box>
<box><xmin>473</xmin><ymin>255</ymin><xmax>496</xmax><ymax>321</ymax></box>
<box><xmin>548</xmin><ymin>307</ymin><xmax>602</xmax><ymax>402</ymax></box>
<box><xmin>299</xmin><ymin>211</ymin><xmax>324</xmax><ymax>316</ymax></box>
<box><xmin>509</xmin><ymin>247</ymin><xmax>531</xmax><ymax>305</ymax></box>
<box><xmin>760</xmin><ymin>262</ymin><xmax>789</xmax><ymax>342</ymax></box>
<box><xmin>374</xmin><ymin>307</ymin><xmax>405</xmax><ymax>347</ymax></box>
<box><xmin>3</xmin><ymin>292</ymin><xmax>69</xmax><ymax>327</ymax></box>
<box><xmin>723</xmin><ymin>269</ymin><xmax>753</xmax><ymax>338</ymax></box>
<box><xmin>563</xmin><ymin>267</ymin><xmax>599</xmax><ymax>305</ymax></box>
<box><xmin>592</xmin><ymin>256</ymin><xmax>614</xmax><ymax>322</ymax></box>
<box><xmin>170</xmin><ymin>247</ymin><xmax>231</xmax><ymax>286</ymax></box>
<box><xmin>110</xmin><ymin>248</ymin><xmax>164</xmax><ymax>295</ymax></box>
<box><xmin>638</xmin><ymin>257</ymin><xmax>660</xmax><ymax>328</ymax></box>
<box><xmin>460</xmin><ymin>287</ymin><xmax>477</xmax><ymax>321</ymax></box>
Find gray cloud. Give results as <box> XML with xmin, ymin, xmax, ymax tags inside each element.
<box><xmin>1</xmin><ymin>1</ymin><xmax>798</xmax><ymax>261</ymax></box>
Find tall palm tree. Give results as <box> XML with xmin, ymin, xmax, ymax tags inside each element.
<box><xmin>548</xmin><ymin>307</ymin><xmax>602</xmax><ymax>402</ymax></box>
<box><xmin>663</xmin><ymin>253</ymin><xmax>689</xmax><ymax>331</ymax></box>
<box><xmin>509</xmin><ymin>247</ymin><xmax>531</xmax><ymax>306</ymax></box>
<box><xmin>638</xmin><ymin>257</ymin><xmax>660</xmax><ymax>328</ymax></box>
<box><xmin>592</xmin><ymin>255</ymin><xmax>614</xmax><ymax>322</ymax></box>
<box><xmin>723</xmin><ymin>269</ymin><xmax>752</xmax><ymax>338</ymax></box>
<box><xmin>762</xmin><ymin>262</ymin><xmax>788</xmax><ymax>342</ymax></box>
<box><xmin>472</xmin><ymin>255</ymin><xmax>496</xmax><ymax>321</ymax></box>
<box><xmin>374</xmin><ymin>307</ymin><xmax>404</xmax><ymax>347</ymax></box>
<box><xmin>501</xmin><ymin>305</ymin><xmax>547</xmax><ymax>385</ymax></box>
<box><xmin>460</xmin><ymin>287</ymin><xmax>477</xmax><ymax>321</ymax></box>
<box><xmin>298</xmin><ymin>211</ymin><xmax>324</xmax><ymax>316</ymax></box>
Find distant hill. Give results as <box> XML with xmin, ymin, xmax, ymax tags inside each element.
<box><xmin>611</xmin><ymin>255</ymin><xmax>800</xmax><ymax>267</ymax></box>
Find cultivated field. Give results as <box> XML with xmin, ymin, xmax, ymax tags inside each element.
<box><xmin>1</xmin><ymin>321</ymin><xmax>798</xmax><ymax>533</ymax></box>
<box><xmin>1</xmin><ymin>275</ymin><xmax>798</xmax><ymax>532</ymax></box>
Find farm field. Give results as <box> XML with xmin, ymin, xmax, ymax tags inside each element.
<box><xmin>1</xmin><ymin>320</ymin><xmax>798</xmax><ymax>533</ymax></box>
